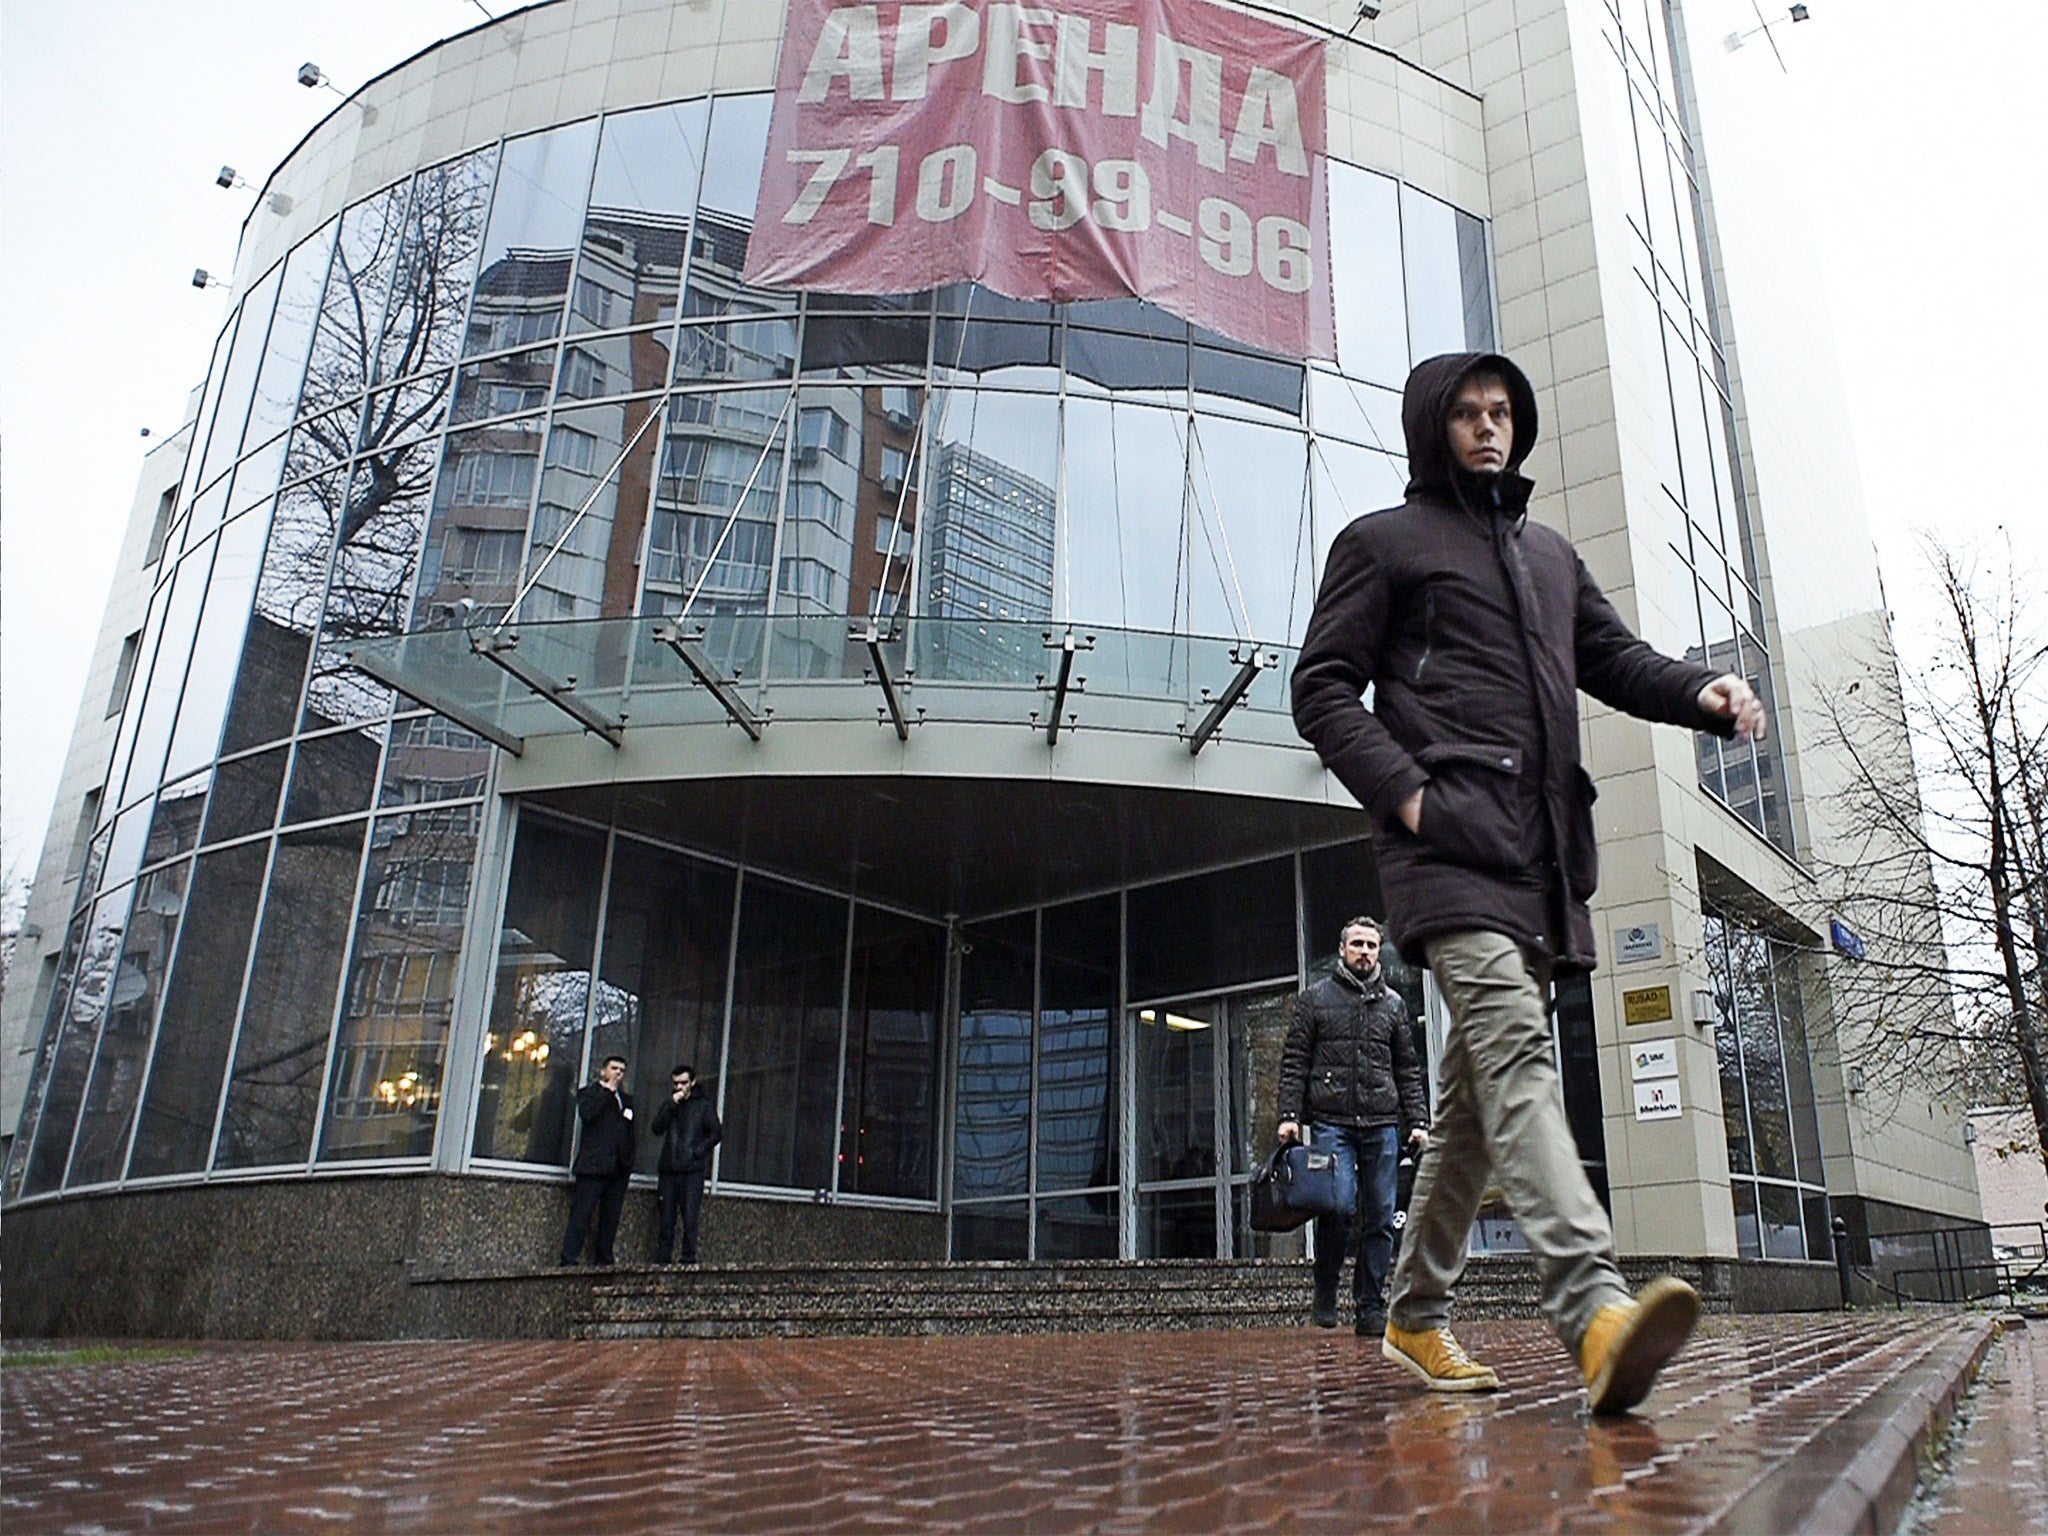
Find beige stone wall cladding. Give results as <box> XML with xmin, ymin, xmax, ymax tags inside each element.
<box><xmin>1968</xmin><ymin>1108</ymin><xmax>2048</xmax><ymax>1243</ymax></box>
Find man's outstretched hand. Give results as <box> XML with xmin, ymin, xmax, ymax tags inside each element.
<box><xmin>1698</xmin><ymin>673</ymin><xmax>1768</xmax><ymax>742</ymax></box>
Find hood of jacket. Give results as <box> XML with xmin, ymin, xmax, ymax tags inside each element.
<box><xmin>1401</xmin><ymin>351</ymin><xmax>1541</xmax><ymax>503</ymax></box>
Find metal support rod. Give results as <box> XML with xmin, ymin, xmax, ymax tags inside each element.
<box><xmin>471</xmin><ymin>630</ymin><xmax>623</xmax><ymax>746</ymax></box>
<box><xmin>344</xmin><ymin>645</ymin><xmax>525</xmax><ymax>755</ymax></box>
<box><xmin>1043</xmin><ymin>630</ymin><xmax>1085</xmax><ymax>747</ymax></box>
<box><xmin>857</xmin><ymin>622</ymin><xmax>911</xmax><ymax>742</ymax></box>
<box><xmin>653</xmin><ymin>620</ymin><xmax>764</xmax><ymax>741</ymax></box>
<box><xmin>1187</xmin><ymin>646</ymin><xmax>1275</xmax><ymax>756</ymax></box>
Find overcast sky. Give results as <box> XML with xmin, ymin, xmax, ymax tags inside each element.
<box><xmin>3</xmin><ymin>0</ymin><xmax>2042</xmax><ymax>893</ymax></box>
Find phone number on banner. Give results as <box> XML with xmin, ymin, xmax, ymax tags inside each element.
<box><xmin>780</xmin><ymin>143</ymin><xmax>1315</xmax><ymax>295</ymax></box>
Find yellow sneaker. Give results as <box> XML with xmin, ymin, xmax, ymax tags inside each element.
<box><xmin>1381</xmin><ymin>1323</ymin><xmax>1502</xmax><ymax>1392</ymax></box>
<box><xmin>1580</xmin><ymin>1276</ymin><xmax>1699</xmax><ymax>1415</ymax></box>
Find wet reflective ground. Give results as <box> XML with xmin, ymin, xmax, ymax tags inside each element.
<box><xmin>1</xmin><ymin>1315</ymin><xmax>2012</xmax><ymax>1533</ymax></box>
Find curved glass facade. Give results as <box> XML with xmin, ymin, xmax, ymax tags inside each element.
<box><xmin>5</xmin><ymin>87</ymin><xmax>1494</xmax><ymax>1205</ymax></box>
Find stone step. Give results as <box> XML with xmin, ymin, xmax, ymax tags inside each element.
<box><xmin>572</xmin><ymin>1255</ymin><xmax>1558</xmax><ymax>1338</ymax></box>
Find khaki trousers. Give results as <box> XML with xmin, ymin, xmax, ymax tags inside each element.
<box><xmin>1387</xmin><ymin>929</ymin><xmax>1630</xmax><ymax>1351</ymax></box>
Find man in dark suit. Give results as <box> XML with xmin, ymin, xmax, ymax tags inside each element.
<box><xmin>559</xmin><ymin>1054</ymin><xmax>635</xmax><ymax>1267</ymax></box>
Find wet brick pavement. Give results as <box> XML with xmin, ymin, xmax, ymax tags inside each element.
<box><xmin>0</xmin><ymin>1314</ymin><xmax>2011</xmax><ymax>1533</ymax></box>
<box><xmin>1922</xmin><ymin>1318</ymin><xmax>2048</xmax><ymax>1535</ymax></box>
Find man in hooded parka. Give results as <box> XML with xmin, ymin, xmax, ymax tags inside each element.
<box><xmin>1292</xmin><ymin>352</ymin><xmax>1768</xmax><ymax>1414</ymax></box>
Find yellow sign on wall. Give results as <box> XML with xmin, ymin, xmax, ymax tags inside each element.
<box><xmin>1622</xmin><ymin>985</ymin><xmax>1674</xmax><ymax>1026</ymax></box>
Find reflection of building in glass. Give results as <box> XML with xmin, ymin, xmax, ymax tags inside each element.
<box><xmin>3</xmin><ymin>0</ymin><xmax>1986</xmax><ymax>1334</ymax></box>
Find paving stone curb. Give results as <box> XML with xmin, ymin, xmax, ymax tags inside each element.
<box><xmin>1708</xmin><ymin>1314</ymin><xmax>2007</xmax><ymax>1536</ymax></box>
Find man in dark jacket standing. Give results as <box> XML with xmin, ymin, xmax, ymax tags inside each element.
<box><xmin>1292</xmin><ymin>352</ymin><xmax>1766</xmax><ymax>1413</ymax></box>
<box><xmin>559</xmin><ymin>1054</ymin><xmax>635</xmax><ymax>1267</ymax></box>
<box><xmin>650</xmin><ymin>1063</ymin><xmax>722</xmax><ymax>1264</ymax></box>
<box><xmin>1276</xmin><ymin>916</ymin><xmax>1428</xmax><ymax>1336</ymax></box>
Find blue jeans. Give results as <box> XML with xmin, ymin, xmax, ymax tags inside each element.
<box><xmin>1310</xmin><ymin>1123</ymin><xmax>1401</xmax><ymax>1318</ymax></box>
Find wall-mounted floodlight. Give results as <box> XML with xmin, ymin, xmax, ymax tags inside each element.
<box><xmin>215</xmin><ymin>165</ymin><xmax>245</xmax><ymax>190</ymax></box>
<box><xmin>1726</xmin><ymin>3</ymin><xmax>1813</xmax><ymax>62</ymax></box>
<box><xmin>298</xmin><ymin>61</ymin><xmax>329</xmax><ymax>89</ymax></box>
<box><xmin>1346</xmin><ymin>2</ymin><xmax>1382</xmax><ymax>34</ymax></box>
<box><xmin>192</xmin><ymin>269</ymin><xmax>226</xmax><ymax>290</ymax></box>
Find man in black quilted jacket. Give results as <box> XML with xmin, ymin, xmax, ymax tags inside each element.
<box><xmin>1292</xmin><ymin>352</ymin><xmax>1767</xmax><ymax>1412</ymax></box>
<box><xmin>1277</xmin><ymin>916</ymin><xmax>1429</xmax><ymax>1336</ymax></box>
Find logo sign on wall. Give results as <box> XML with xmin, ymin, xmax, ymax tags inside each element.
<box><xmin>745</xmin><ymin>0</ymin><xmax>1337</xmax><ymax>360</ymax></box>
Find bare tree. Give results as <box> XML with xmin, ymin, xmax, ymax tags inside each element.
<box><xmin>1797</xmin><ymin>537</ymin><xmax>2047</xmax><ymax>1178</ymax></box>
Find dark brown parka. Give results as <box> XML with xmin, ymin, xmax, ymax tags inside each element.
<box><xmin>1291</xmin><ymin>353</ymin><xmax>1732</xmax><ymax>970</ymax></box>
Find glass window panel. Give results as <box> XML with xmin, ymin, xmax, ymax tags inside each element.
<box><xmin>1667</xmin><ymin>318</ymin><xmax>1716</xmax><ymax>529</ymax></box>
<box><xmin>281</xmin><ymin>404</ymin><xmax>362</xmax><ymax>489</ymax></box>
<box><xmin>202</xmin><ymin>747</ymin><xmax>287</xmax><ymax>845</ymax></box>
<box><xmin>301</xmin><ymin>437</ymin><xmax>445</xmax><ymax>727</ymax></box>
<box><xmin>303</xmin><ymin>181</ymin><xmax>412</xmax><ymax>418</ymax></box>
<box><xmin>680</xmin><ymin>94</ymin><xmax>786</xmax><ymax>319</ymax></box>
<box><xmin>1730</xmin><ymin>927</ymin><xmax>1795</xmax><ymax>1180</ymax></box>
<box><xmin>643</xmin><ymin>388</ymin><xmax>789</xmax><ymax>616</ymax></box>
<box><xmin>452</xmin><ymin>345</ymin><xmax>556</xmax><ymax>424</ymax></box>
<box><xmin>318</xmin><ymin>804</ymin><xmax>482</xmax><ymax>1162</ymax></box>
<box><xmin>1803</xmin><ymin>1192</ymin><xmax>1834</xmax><ymax>1262</ymax></box>
<box><xmin>219</xmin><ymin>470</ymin><xmax>345</xmax><ymax>755</ymax></box>
<box><xmin>1457</xmin><ymin>211</ymin><xmax>1496</xmax><ymax>351</ymax></box>
<box><xmin>222</xmin><ymin>432</ymin><xmax>290</xmax><ymax>532</ymax></box>
<box><xmin>720</xmin><ymin>875</ymin><xmax>846</xmax><ymax>1191</ymax></box>
<box><xmin>954</xmin><ymin>912</ymin><xmax>1034</xmax><ymax>1202</ymax></box>
<box><xmin>559</xmin><ymin>328</ymin><xmax>673</xmax><ymax>402</ymax></box>
<box><xmin>1135</xmin><ymin>996</ymin><xmax>1218</xmax><ymax>1186</ymax></box>
<box><xmin>776</xmin><ymin>388</ymin><xmax>863</xmax><ymax>619</ymax></box>
<box><xmin>1226</xmin><ymin>987</ymin><xmax>1294</xmax><ymax>1177</ymax></box>
<box><xmin>67</xmin><ymin>860</ymin><xmax>193</xmax><ymax>1186</ymax></box>
<box><xmin>588</xmin><ymin>837</ymin><xmax>737</xmax><ymax>1178</ymax></box>
<box><xmin>465</xmin><ymin>121</ymin><xmax>600</xmax><ymax>357</ymax></box>
<box><xmin>1310</xmin><ymin>439</ymin><xmax>1407</xmax><ymax>581</ymax></box>
<box><xmin>1037</xmin><ymin>1194</ymin><xmax>1119</xmax><ymax>1259</ymax></box>
<box><xmin>1066</xmin><ymin>297</ymin><xmax>1185</xmax><ymax>337</ymax></box>
<box><xmin>1188</xmin><ymin>417</ymin><xmax>1311</xmax><ymax>643</ymax></box>
<box><xmin>163</xmin><ymin>505</ymin><xmax>272</xmax><ymax>782</ymax></box>
<box><xmin>1299</xmin><ymin>839</ymin><xmax>1386</xmax><ymax>975</ymax></box>
<box><xmin>1644</xmin><ymin>135</ymin><xmax>1685</xmax><ymax>284</ymax></box>
<box><xmin>375</xmin><ymin>148</ymin><xmax>495</xmax><ymax>384</ymax></box>
<box><xmin>800</xmin><ymin>307</ymin><xmax>931</xmax><ymax>377</ymax></box>
<box><xmin>409</xmin><ymin>422</ymin><xmax>544</xmax><ymax>630</ymax></box>
<box><xmin>1137</xmin><ymin>1184</ymin><xmax>1217</xmax><ymax>1259</ymax></box>
<box><xmin>357</xmin><ymin>369</ymin><xmax>455</xmax><ymax>455</ymax></box>
<box><xmin>143</xmin><ymin>772</ymin><xmax>210</xmax><ymax>867</ymax></box>
<box><xmin>192</xmin><ymin>265</ymin><xmax>283</xmax><ymax>497</ymax></box>
<box><xmin>1191</xmin><ymin>343</ymin><xmax>1303</xmax><ymax>422</ymax></box>
<box><xmin>116</xmin><ymin>543</ymin><xmax>213</xmax><ymax>810</ymax></box>
<box><xmin>1401</xmin><ymin>184</ymin><xmax>1466</xmax><ymax>365</ymax></box>
<box><xmin>167</xmin><ymin>321</ymin><xmax>235</xmax><ymax>541</ymax></box>
<box><xmin>521</xmin><ymin>397</ymin><xmax>664</xmax><ymax>622</ymax></box>
<box><xmin>850</xmin><ymin>385</ymin><xmax>925</xmax><ymax>620</ymax></box>
<box><xmin>952</xmin><ymin>1199</ymin><xmax>1029</xmax><ymax>1260</ymax></box>
<box><xmin>1327</xmin><ymin>164</ymin><xmax>1408</xmax><ymax>387</ymax></box>
<box><xmin>470</xmin><ymin>814</ymin><xmax>608</xmax><ymax>1166</ymax></box>
<box><xmin>282</xmin><ymin>726</ymin><xmax>384</xmax><ymax>826</ymax></box>
<box><xmin>918</xmin><ymin>390</ymin><xmax>1057</xmax><ymax>676</ymax></box>
<box><xmin>19</xmin><ymin>891</ymin><xmax>131</xmax><ymax>1195</ymax></box>
<box><xmin>1706</xmin><ymin>913</ymin><xmax>1751</xmax><ymax>1174</ymax></box>
<box><xmin>933</xmin><ymin>285</ymin><xmax>1058</xmax><ymax>388</ymax></box>
<box><xmin>1758</xmin><ymin>1181</ymin><xmax>1806</xmax><ymax>1260</ymax></box>
<box><xmin>1730</xmin><ymin>1177</ymin><xmax>1760</xmax><ymax>1259</ymax></box>
<box><xmin>242</xmin><ymin>221</ymin><xmax>338</xmax><ymax>454</ymax></box>
<box><xmin>838</xmin><ymin>906</ymin><xmax>944</xmax><ymax>1199</ymax></box>
<box><xmin>214</xmin><ymin>818</ymin><xmax>367</xmax><ymax>1169</ymax></box>
<box><xmin>1773</xmin><ymin>943</ymin><xmax>1823</xmax><ymax>1183</ymax></box>
<box><xmin>1308</xmin><ymin>370</ymin><xmax>1402</xmax><ymax>454</ymax></box>
<box><xmin>1742</xmin><ymin>629</ymin><xmax>1794</xmax><ymax>854</ymax></box>
<box><xmin>1060</xmin><ymin>399</ymin><xmax>1184</xmax><ymax>636</ymax></box>
<box><xmin>673</xmin><ymin>316</ymin><xmax>797</xmax><ymax>387</ymax></box>
<box><xmin>380</xmin><ymin>714</ymin><xmax>491</xmax><ymax>808</ymax></box>
<box><xmin>126</xmin><ymin>841</ymin><xmax>269</xmax><ymax>1177</ymax></box>
<box><xmin>1128</xmin><ymin>858</ymin><xmax>1295</xmax><ymax>1002</ymax></box>
<box><xmin>182</xmin><ymin>478</ymin><xmax>235</xmax><ymax>554</ymax></box>
<box><xmin>573</xmin><ymin>100</ymin><xmax>709</xmax><ymax>337</ymax></box>
<box><xmin>1037</xmin><ymin>896</ymin><xmax>1118</xmax><ymax>1195</ymax></box>
<box><xmin>1065</xmin><ymin>327</ymin><xmax>1187</xmax><ymax>400</ymax></box>
<box><xmin>4</xmin><ymin>910</ymin><xmax>89</xmax><ymax>1200</ymax></box>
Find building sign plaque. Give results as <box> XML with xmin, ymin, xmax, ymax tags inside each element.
<box><xmin>1622</xmin><ymin>985</ymin><xmax>1674</xmax><ymax>1026</ymax></box>
<box><xmin>746</xmin><ymin>0</ymin><xmax>1336</xmax><ymax>359</ymax></box>
<box><xmin>1629</xmin><ymin>1039</ymin><xmax>1678</xmax><ymax>1081</ymax></box>
<box><xmin>1613</xmin><ymin>922</ymin><xmax>1663</xmax><ymax>964</ymax></box>
<box><xmin>1633</xmin><ymin>1078</ymin><xmax>1682</xmax><ymax>1121</ymax></box>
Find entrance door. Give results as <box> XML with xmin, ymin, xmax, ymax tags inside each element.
<box><xmin>1131</xmin><ymin>982</ymin><xmax>1305</xmax><ymax>1260</ymax></box>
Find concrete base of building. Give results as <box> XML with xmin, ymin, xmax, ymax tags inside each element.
<box><xmin>0</xmin><ymin>1171</ymin><xmax>945</xmax><ymax>1340</ymax></box>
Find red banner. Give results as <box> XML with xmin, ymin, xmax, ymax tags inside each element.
<box><xmin>744</xmin><ymin>0</ymin><xmax>1335</xmax><ymax>360</ymax></box>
